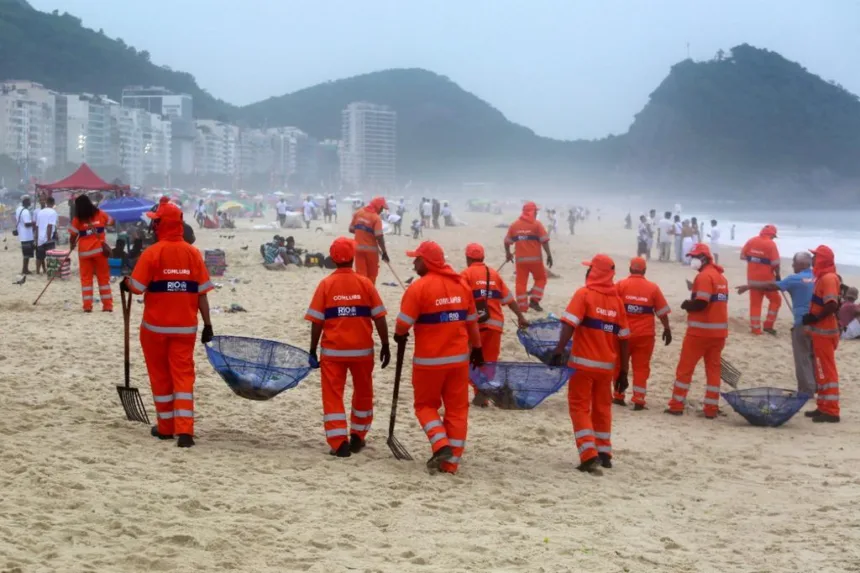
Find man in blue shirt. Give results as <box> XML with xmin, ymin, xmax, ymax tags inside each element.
<box><xmin>737</xmin><ymin>252</ymin><xmax>816</xmax><ymax>396</ymax></box>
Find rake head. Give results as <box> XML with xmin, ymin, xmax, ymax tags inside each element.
<box><xmin>117</xmin><ymin>385</ymin><xmax>151</xmax><ymax>424</ymax></box>
<box><xmin>387</xmin><ymin>434</ymin><xmax>413</xmax><ymax>461</ymax></box>
<box><xmin>720</xmin><ymin>358</ymin><xmax>742</xmax><ymax>389</ymax></box>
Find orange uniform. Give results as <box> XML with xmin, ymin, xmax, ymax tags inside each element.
<box><xmin>305</xmin><ymin>266</ymin><xmax>386</xmax><ymax>450</ymax></box>
<box><xmin>461</xmin><ymin>261</ymin><xmax>514</xmax><ymax>362</ymax></box>
<box><xmin>505</xmin><ymin>202</ymin><xmax>549</xmax><ymax>311</ymax></box>
<box><xmin>741</xmin><ymin>228</ymin><xmax>781</xmax><ymax>333</ymax></box>
<box><xmin>350</xmin><ymin>203</ymin><xmax>384</xmax><ymax>285</ymax></box>
<box><xmin>560</xmin><ymin>255</ymin><xmax>630</xmax><ymax>465</ymax></box>
<box><xmin>805</xmin><ymin>245</ymin><xmax>841</xmax><ymax>418</ymax></box>
<box><xmin>128</xmin><ymin>202</ymin><xmax>213</xmax><ymax>437</ymax></box>
<box><xmin>668</xmin><ymin>247</ymin><xmax>729</xmax><ymax>417</ymax></box>
<box><xmin>396</xmin><ymin>242</ymin><xmax>481</xmax><ymax>474</ymax></box>
<box><xmin>614</xmin><ymin>273</ymin><xmax>670</xmax><ymax>406</ymax></box>
<box><xmin>68</xmin><ymin>210</ymin><xmax>114</xmax><ymax>311</ymax></box>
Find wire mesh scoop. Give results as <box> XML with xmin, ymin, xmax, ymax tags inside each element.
<box><xmin>517</xmin><ymin>318</ymin><xmax>572</xmax><ymax>365</ymax></box>
<box><xmin>469</xmin><ymin>362</ymin><xmax>573</xmax><ymax>409</ymax></box>
<box><xmin>722</xmin><ymin>387</ymin><xmax>811</xmax><ymax>427</ymax></box>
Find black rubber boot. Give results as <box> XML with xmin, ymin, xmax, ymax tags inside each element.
<box><xmin>805</xmin><ymin>409</ymin><xmax>821</xmax><ymax>418</ymax></box>
<box><xmin>150</xmin><ymin>426</ymin><xmax>173</xmax><ymax>440</ymax></box>
<box><xmin>633</xmin><ymin>404</ymin><xmax>647</xmax><ymax>411</ymax></box>
<box><xmin>577</xmin><ymin>456</ymin><xmax>602</xmax><ymax>474</ymax></box>
<box><xmin>177</xmin><ymin>434</ymin><xmax>195</xmax><ymax>448</ymax></box>
<box><xmin>329</xmin><ymin>441</ymin><xmax>351</xmax><ymax>457</ymax></box>
<box><xmin>349</xmin><ymin>433</ymin><xmax>366</xmax><ymax>454</ymax></box>
<box><xmin>664</xmin><ymin>408</ymin><xmax>683</xmax><ymax>416</ymax></box>
<box><xmin>763</xmin><ymin>328</ymin><xmax>777</xmax><ymax>336</ymax></box>
<box><xmin>612</xmin><ymin>398</ymin><xmax>627</xmax><ymax>406</ymax></box>
<box><xmin>598</xmin><ymin>453</ymin><xmax>613</xmax><ymax>469</ymax></box>
<box><xmin>812</xmin><ymin>413</ymin><xmax>840</xmax><ymax>423</ymax></box>
<box><xmin>426</xmin><ymin>446</ymin><xmax>453</xmax><ymax>472</ymax></box>
<box><xmin>529</xmin><ymin>300</ymin><xmax>544</xmax><ymax>312</ymax></box>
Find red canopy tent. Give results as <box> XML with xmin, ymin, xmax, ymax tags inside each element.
<box><xmin>36</xmin><ymin>163</ymin><xmax>130</xmax><ymax>196</ymax></box>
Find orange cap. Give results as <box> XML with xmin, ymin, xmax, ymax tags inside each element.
<box><xmin>629</xmin><ymin>256</ymin><xmax>647</xmax><ymax>271</ymax></box>
<box><xmin>406</xmin><ymin>240</ymin><xmax>446</xmax><ymax>267</ymax></box>
<box><xmin>146</xmin><ymin>197</ymin><xmax>182</xmax><ymax>221</ymax></box>
<box><xmin>465</xmin><ymin>243</ymin><xmax>485</xmax><ymax>260</ymax></box>
<box><xmin>581</xmin><ymin>253</ymin><xmax>615</xmax><ymax>271</ymax></box>
<box><xmin>370</xmin><ymin>196</ymin><xmax>388</xmax><ymax>211</ymax></box>
<box><xmin>760</xmin><ymin>224</ymin><xmax>778</xmax><ymax>238</ymax></box>
<box><xmin>688</xmin><ymin>243</ymin><xmax>713</xmax><ymax>258</ymax></box>
<box><xmin>329</xmin><ymin>236</ymin><xmax>356</xmax><ymax>264</ymax></box>
<box><xmin>809</xmin><ymin>245</ymin><xmax>834</xmax><ymax>258</ymax></box>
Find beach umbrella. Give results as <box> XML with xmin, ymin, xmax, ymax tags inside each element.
<box><xmin>99</xmin><ymin>196</ymin><xmax>156</xmax><ymax>223</ymax></box>
<box><xmin>219</xmin><ymin>200</ymin><xmax>245</xmax><ymax>212</ymax></box>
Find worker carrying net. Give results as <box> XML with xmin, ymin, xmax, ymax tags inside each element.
<box><xmin>469</xmin><ymin>362</ymin><xmax>573</xmax><ymax>409</ymax></box>
<box><xmin>205</xmin><ymin>336</ymin><xmax>313</xmax><ymax>400</ymax></box>
<box><xmin>721</xmin><ymin>387</ymin><xmax>811</xmax><ymax>427</ymax></box>
<box><xmin>517</xmin><ymin>318</ymin><xmax>571</xmax><ymax>365</ymax></box>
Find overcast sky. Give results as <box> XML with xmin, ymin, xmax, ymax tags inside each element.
<box><xmin>28</xmin><ymin>0</ymin><xmax>860</xmax><ymax>140</ymax></box>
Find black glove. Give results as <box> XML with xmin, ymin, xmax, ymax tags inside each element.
<box><xmin>548</xmin><ymin>349</ymin><xmax>565</xmax><ymax>367</ymax></box>
<box><xmin>201</xmin><ymin>324</ymin><xmax>214</xmax><ymax>345</ymax></box>
<box><xmin>470</xmin><ymin>347</ymin><xmax>486</xmax><ymax>368</ymax></box>
<box><xmin>680</xmin><ymin>299</ymin><xmax>693</xmax><ymax>311</ymax></box>
<box><xmin>505</xmin><ymin>252</ymin><xmax>514</xmax><ymax>263</ymax></box>
<box><xmin>379</xmin><ymin>344</ymin><xmax>391</xmax><ymax>369</ymax></box>
<box><xmin>381</xmin><ymin>251</ymin><xmax>390</xmax><ymax>263</ymax></box>
<box><xmin>119</xmin><ymin>277</ymin><xmax>130</xmax><ymax>293</ymax></box>
<box><xmin>393</xmin><ymin>332</ymin><xmax>409</xmax><ymax>345</ymax></box>
<box><xmin>662</xmin><ymin>329</ymin><xmax>672</xmax><ymax>346</ymax></box>
<box><xmin>546</xmin><ymin>254</ymin><xmax>554</xmax><ymax>268</ymax></box>
<box><xmin>308</xmin><ymin>350</ymin><xmax>320</xmax><ymax>369</ymax></box>
<box><xmin>801</xmin><ymin>313</ymin><xmax>819</xmax><ymax>326</ymax></box>
<box><xmin>614</xmin><ymin>371</ymin><xmax>629</xmax><ymax>395</ymax></box>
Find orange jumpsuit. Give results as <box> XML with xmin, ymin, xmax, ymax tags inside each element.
<box><xmin>461</xmin><ymin>262</ymin><xmax>514</xmax><ymax>362</ymax></box>
<box><xmin>305</xmin><ymin>268</ymin><xmax>386</xmax><ymax>450</ymax></box>
<box><xmin>128</xmin><ymin>229</ymin><xmax>214</xmax><ymax>437</ymax></box>
<box><xmin>350</xmin><ymin>207</ymin><xmax>384</xmax><ymax>285</ymax></box>
<box><xmin>505</xmin><ymin>213</ymin><xmax>549</xmax><ymax>311</ymax></box>
<box><xmin>614</xmin><ymin>275</ymin><xmax>670</xmax><ymax>406</ymax></box>
<box><xmin>667</xmin><ymin>265</ymin><xmax>729</xmax><ymax>417</ymax></box>
<box><xmin>741</xmin><ymin>235</ymin><xmax>781</xmax><ymax>333</ymax></box>
<box><xmin>805</xmin><ymin>272</ymin><xmax>841</xmax><ymax>417</ymax></box>
<box><xmin>395</xmin><ymin>271</ymin><xmax>481</xmax><ymax>474</ymax></box>
<box><xmin>68</xmin><ymin>211</ymin><xmax>114</xmax><ymax>311</ymax></box>
<box><xmin>561</xmin><ymin>286</ymin><xmax>630</xmax><ymax>464</ymax></box>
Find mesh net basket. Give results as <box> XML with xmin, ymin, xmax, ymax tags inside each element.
<box><xmin>469</xmin><ymin>362</ymin><xmax>573</xmax><ymax>409</ymax></box>
<box><xmin>721</xmin><ymin>387</ymin><xmax>811</xmax><ymax>427</ymax></box>
<box><xmin>205</xmin><ymin>336</ymin><xmax>313</xmax><ymax>400</ymax></box>
<box><xmin>517</xmin><ymin>319</ymin><xmax>572</xmax><ymax>365</ymax></box>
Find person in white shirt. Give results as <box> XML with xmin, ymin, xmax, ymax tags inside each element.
<box><xmin>646</xmin><ymin>209</ymin><xmax>657</xmax><ymax>258</ymax></box>
<box><xmin>276</xmin><ymin>199</ymin><xmax>288</xmax><ymax>228</ymax></box>
<box><xmin>302</xmin><ymin>196</ymin><xmax>316</xmax><ymax>229</ymax></box>
<box><xmin>327</xmin><ymin>195</ymin><xmax>338</xmax><ymax>223</ymax></box>
<box><xmin>15</xmin><ymin>196</ymin><xmax>36</xmax><ymax>275</ymax></box>
<box><xmin>672</xmin><ymin>215</ymin><xmax>683</xmax><ymax>263</ymax></box>
<box><xmin>707</xmin><ymin>219</ymin><xmax>721</xmax><ymax>264</ymax></box>
<box><xmin>441</xmin><ymin>201</ymin><xmax>454</xmax><ymax>226</ymax></box>
<box><xmin>195</xmin><ymin>200</ymin><xmax>207</xmax><ymax>228</ymax></box>
<box><xmin>34</xmin><ymin>196</ymin><xmax>59</xmax><ymax>275</ymax></box>
<box><xmin>421</xmin><ymin>198</ymin><xmax>432</xmax><ymax>228</ymax></box>
<box><xmin>657</xmin><ymin>211</ymin><xmax>674</xmax><ymax>261</ymax></box>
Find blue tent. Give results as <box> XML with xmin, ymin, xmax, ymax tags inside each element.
<box><xmin>99</xmin><ymin>196</ymin><xmax>156</xmax><ymax>223</ymax></box>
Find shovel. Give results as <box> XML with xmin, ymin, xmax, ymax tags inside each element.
<box><xmin>117</xmin><ymin>287</ymin><xmax>150</xmax><ymax>424</ymax></box>
<box><xmin>386</xmin><ymin>338</ymin><xmax>413</xmax><ymax>461</ymax></box>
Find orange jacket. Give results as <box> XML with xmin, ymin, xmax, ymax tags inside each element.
<box><xmin>350</xmin><ymin>207</ymin><xmax>384</xmax><ymax>255</ymax></box>
<box><xmin>616</xmin><ymin>275</ymin><xmax>670</xmax><ymax>338</ymax></box>
<box><xmin>806</xmin><ymin>272</ymin><xmax>841</xmax><ymax>339</ymax></box>
<box><xmin>561</xmin><ymin>288</ymin><xmax>630</xmax><ymax>373</ymax></box>
<box><xmin>69</xmin><ymin>211</ymin><xmax>113</xmax><ymax>259</ymax></box>
<box><xmin>395</xmin><ymin>273</ymin><xmax>481</xmax><ymax>368</ymax></box>
<box><xmin>741</xmin><ymin>236</ymin><xmax>780</xmax><ymax>285</ymax></box>
<box><xmin>304</xmin><ymin>268</ymin><xmax>386</xmax><ymax>360</ymax></box>
<box><xmin>505</xmin><ymin>219</ymin><xmax>549</xmax><ymax>263</ymax></box>
<box><xmin>687</xmin><ymin>264</ymin><xmax>729</xmax><ymax>338</ymax></box>
<box><xmin>461</xmin><ymin>262</ymin><xmax>514</xmax><ymax>333</ymax></box>
<box><xmin>128</xmin><ymin>240</ymin><xmax>213</xmax><ymax>335</ymax></box>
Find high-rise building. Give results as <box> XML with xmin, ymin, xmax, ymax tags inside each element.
<box><xmin>111</xmin><ymin>105</ymin><xmax>172</xmax><ymax>185</ymax></box>
<box><xmin>122</xmin><ymin>86</ymin><xmax>194</xmax><ymax>175</ymax></box>
<box><xmin>0</xmin><ymin>80</ymin><xmax>56</xmax><ymax>176</ymax></box>
<box><xmin>340</xmin><ymin>102</ymin><xmax>396</xmax><ymax>190</ymax></box>
<box><xmin>57</xmin><ymin>93</ymin><xmax>116</xmax><ymax>168</ymax></box>
<box><xmin>194</xmin><ymin>120</ymin><xmax>239</xmax><ymax>176</ymax></box>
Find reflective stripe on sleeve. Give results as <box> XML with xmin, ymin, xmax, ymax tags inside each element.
<box><xmin>371</xmin><ymin>305</ymin><xmax>386</xmax><ymax>316</ymax></box>
<box><xmin>305</xmin><ymin>308</ymin><xmax>325</xmax><ymax>320</ymax></box>
<box><xmin>562</xmin><ymin>312</ymin><xmax>581</xmax><ymax>326</ymax></box>
<box><xmin>694</xmin><ymin>291</ymin><xmax>711</xmax><ymax>300</ymax></box>
<box><xmin>67</xmin><ymin>226</ymin><xmax>78</xmax><ymax>235</ymax></box>
<box><xmin>199</xmin><ymin>281</ymin><xmax>214</xmax><ymax>292</ymax></box>
<box><xmin>501</xmin><ymin>293</ymin><xmax>514</xmax><ymax>304</ymax></box>
<box><xmin>130</xmin><ymin>278</ymin><xmax>147</xmax><ymax>292</ymax></box>
<box><xmin>655</xmin><ymin>306</ymin><xmax>671</xmax><ymax>316</ymax></box>
<box><xmin>618</xmin><ymin>328</ymin><xmax>630</xmax><ymax>337</ymax></box>
<box><xmin>466</xmin><ymin>313</ymin><xmax>478</xmax><ymax>322</ymax></box>
<box><xmin>397</xmin><ymin>312</ymin><xmax>415</xmax><ymax>325</ymax></box>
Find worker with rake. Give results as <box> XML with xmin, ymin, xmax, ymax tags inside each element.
<box><xmin>395</xmin><ymin>241</ymin><xmax>485</xmax><ymax>473</ymax></box>
<box><xmin>305</xmin><ymin>237</ymin><xmax>391</xmax><ymax>458</ymax></box>
<box><xmin>121</xmin><ymin>198</ymin><xmax>214</xmax><ymax>448</ymax></box>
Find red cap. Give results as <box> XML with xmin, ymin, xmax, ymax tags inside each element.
<box><xmin>406</xmin><ymin>241</ymin><xmax>446</xmax><ymax>267</ymax></box>
<box><xmin>465</xmin><ymin>243</ymin><xmax>485</xmax><ymax>260</ymax></box>
<box><xmin>581</xmin><ymin>253</ymin><xmax>615</xmax><ymax>271</ymax></box>
<box><xmin>809</xmin><ymin>245</ymin><xmax>834</xmax><ymax>258</ymax></box>
<box><xmin>370</xmin><ymin>196</ymin><xmax>388</xmax><ymax>211</ymax></box>
<box><xmin>146</xmin><ymin>197</ymin><xmax>182</xmax><ymax>222</ymax></box>
<box><xmin>329</xmin><ymin>236</ymin><xmax>356</xmax><ymax>264</ymax></box>
<box><xmin>688</xmin><ymin>243</ymin><xmax>713</xmax><ymax>258</ymax></box>
<box><xmin>761</xmin><ymin>224</ymin><xmax>778</xmax><ymax>238</ymax></box>
<box><xmin>629</xmin><ymin>256</ymin><xmax>647</xmax><ymax>271</ymax></box>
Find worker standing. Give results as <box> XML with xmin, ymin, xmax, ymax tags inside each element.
<box><xmin>740</xmin><ymin>225</ymin><xmax>781</xmax><ymax>335</ymax></box>
<box><xmin>666</xmin><ymin>244</ymin><xmax>729</xmax><ymax>419</ymax></box>
<box><xmin>349</xmin><ymin>196</ymin><xmax>389</xmax><ymax>285</ymax></box>
<box><xmin>122</xmin><ymin>198</ymin><xmax>214</xmax><ymax>447</ymax></box>
<box><xmin>803</xmin><ymin>245</ymin><xmax>842</xmax><ymax>423</ymax></box>
<box><xmin>461</xmin><ymin>243</ymin><xmax>529</xmax><ymax>405</ymax></box>
<box><xmin>395</xmin><ymin>241</ymin><xmax>484</xmax><ymax>474</ymax></box>
<box><xmin>504</xmin><ymin>201</ymin><xmax>553</xmax><ymax>312</ymax></box>
<box><xmin>551</xmin><ymin>254</ymin><xmax>630</xmax><ymax>474</ymax></box>
<box><xmin>305</xmin><ymin>237</ymin><xmax>391</xmax><ymax>457</ymax></box>
<box><xmin>613</xmin><ymin>257</ymin><xmax>672</xmax><ymax>410</ymax></box>
<box><xmin>68</xmin><ymin>194</ymin><xmax>114</xmax><ymax>313</ymax></box>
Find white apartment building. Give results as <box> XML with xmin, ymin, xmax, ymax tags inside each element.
<box><xmin>0</xmin><ymin>80</ymin><xmax>56</xmax><ymax>175</ymax></box>
<box><xmin>57</xmin><ymin>93</ymin><xmax>116</xmax><ymax>168</ymax></box>
<box><xmin>122</xmin><ymin>86</ymin><xmax>194</xmax><ymax>175</ymax></box>
<box><xmin>194</xmin><ymin>120</ymin><xmax>239</xmax><ymax>176</ymax></box>
<box><xmin>111</xmin><ymin>106</ymin><xmax>172</xmax><ymax>186</ymax></box>
<box><xmin>340</xmin><ymin>102</ymin><xmax>396</xmax><ymax>189</ymax></box>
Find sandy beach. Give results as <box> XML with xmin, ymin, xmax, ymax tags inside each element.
<box><xmin>1</xmin><ymin>207</ymin><xmax>859</xmax><ymax>573</ymax></box>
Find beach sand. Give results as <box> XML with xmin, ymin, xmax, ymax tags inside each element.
<box><xmin>1</xmin><ymin>209</ymin><xmax>858</xmax><ymax>573</ymax></box>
